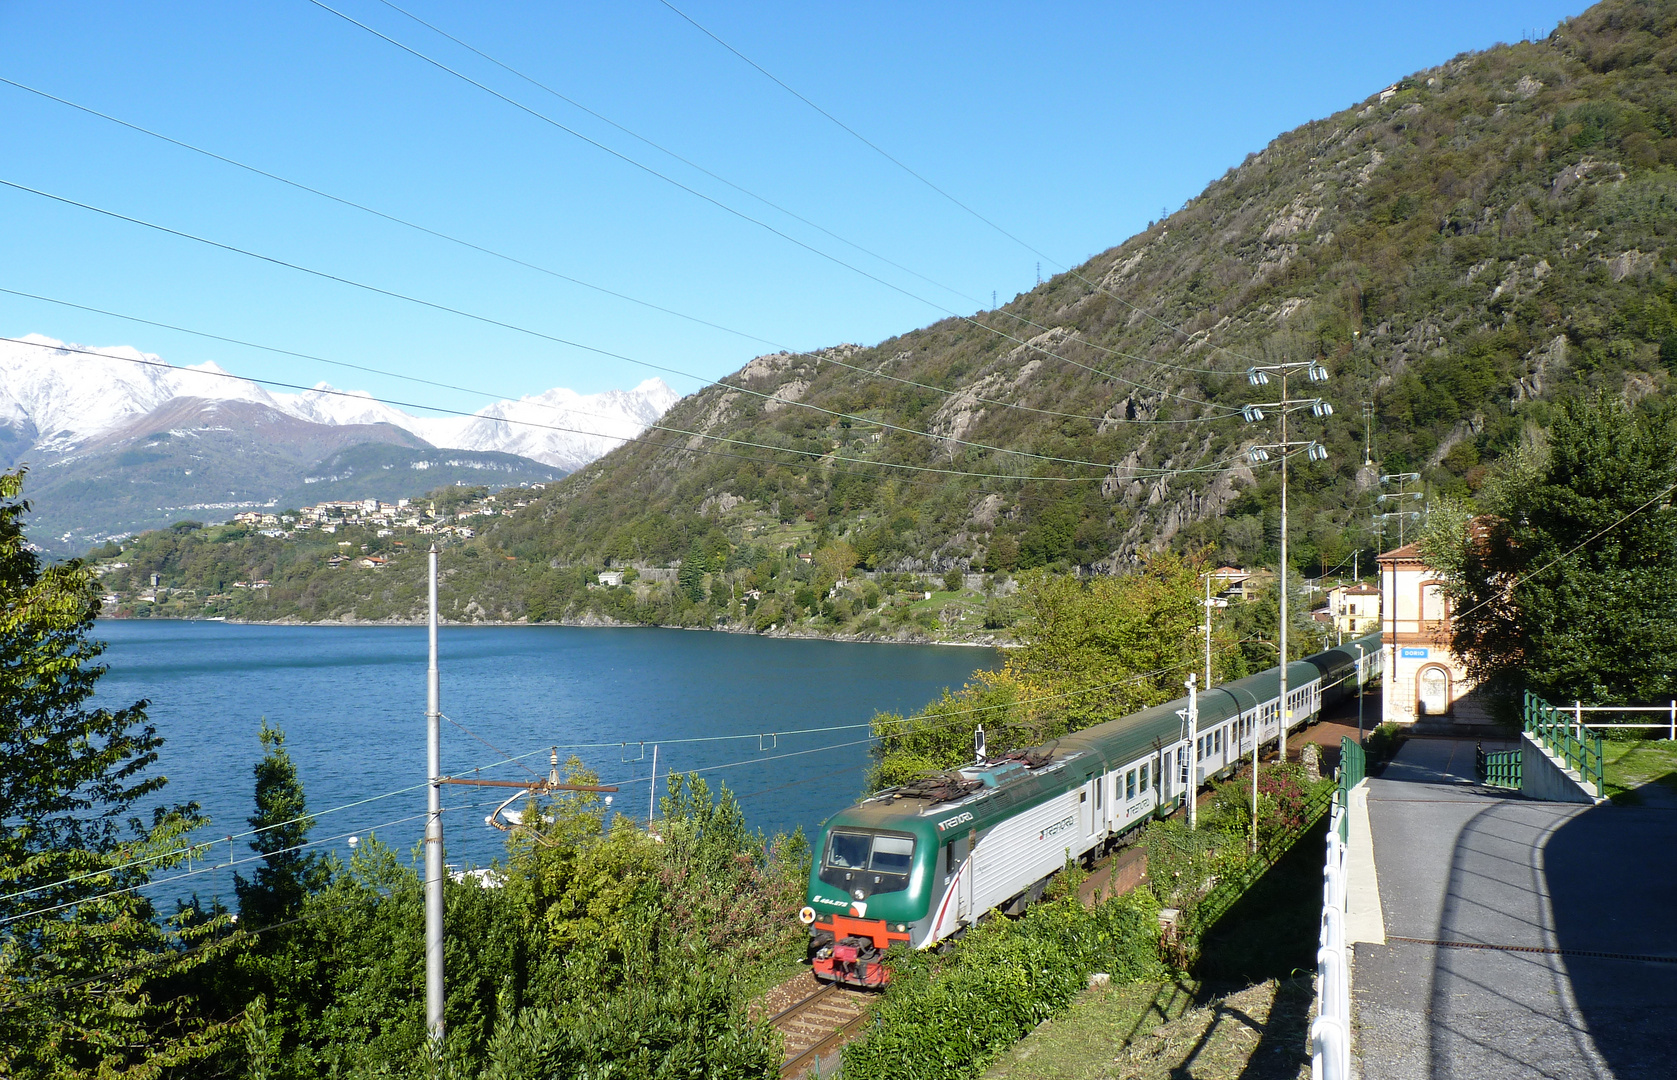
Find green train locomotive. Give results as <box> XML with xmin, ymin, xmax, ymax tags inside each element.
<box><xmin>800</xmin><ymin>632</ymin><xmax>1381</xmax><ymax>987</ymax></box>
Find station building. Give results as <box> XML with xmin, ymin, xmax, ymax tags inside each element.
<box><xmin>1377</xmin><ymin>541</ymin><xmax>1477</xmax><ymax>723</ymax></box>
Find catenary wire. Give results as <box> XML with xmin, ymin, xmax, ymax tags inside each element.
<box><xmin>0</xmin><ymin>78</ymin><xmax>1182</xmax><ymax>430</ymax></box>
<box><xmin>3</xmin><ymin>77</ymin><xmax>1234</xmax><ymax>429</ymax></box>
<box><xmin>654</xmin><ymin>0</ymin><xmax>1265</xmax><ymax>371</ymax></box>
<box><xmin>0</xmin><ymin>179</ymin><xmax>1232</xmax><ymax>470</ymax></box>
<box><xmin>0</xmin><ymin>733</ymin><xmax>563</xmax><ymax>906</ymax></box>
<box><xmin>299</xmin><ymin>0</ymin><xmax>1244</xmax><ymax>412</ymax></box>
<box><xmin>0</xmin><ymin>798</ymin><xmax>506</xmax><ymax>929</ymax></box>
<box><xmin>2</xmin><ymin>655</ymin><xmax>1208</xmax><ymax>915</ymax></box>
<box><xmin>1441</xmin><ymin>480</ymin><xmax>1677</xmax><ymax>627</ymax></box>
<box><xmin>2</xmin><ymin>332</ymin><xmax>1246</xmax><ymax>484</ymax></box>
<box><xmin>0</xmin><ymin>298</ymin><xmax>1113</xmax><ymax>485</ymax></box>
<box><xmin>0</xmin><ymin>333</ymin><xmax>1254</xmax><ymax>486</ymax></box>
<box><xmin>362</xmin><ymin>0</ymin><xmax>1245</xmax><ymax>382</ymax></box>
<box><xmin>442</xmin><ymin>713</ymin><xmax>542</xmax><ymax>780</ymax></box>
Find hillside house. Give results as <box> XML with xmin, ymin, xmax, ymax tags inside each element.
<box><xmin>1328</xmin><ymin>583</ymin><xmax>1381</xmax><ymax>636</ymax></box>
<box><xmin>1377</xmin><ymin>542</ymin><xmax>1476</xmax><ymax>723</ymax></box>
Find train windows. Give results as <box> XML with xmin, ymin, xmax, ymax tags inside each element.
<box><xmin>1139</xmin><ymin>763</ymin><xmax>1150</xmax><ymax>792</ymax></box>
<box><xmin>1095</xmin><ymin>776</ymin><xmax>1103</xmax><ymax>809</ymax></box>
<box><xmin>1126</xmin><ymin>770</ymin><xmax>1137</xmax><ymax>800</ymax></box>
<box><xmin>827</xmin><ymin>831</ymin><xmax>871</xmax><ymax>870</ymax></box>
<box><xmin>821</xmin><ymin>830</ymin><xmax>916</xmax><ymax>895</ymax></box>
<box><xmin>871</xmin><ymin>835</ymin><xmax>915</xmax><ymax>875</ymax></box>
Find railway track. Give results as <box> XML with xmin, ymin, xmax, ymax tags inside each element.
<box><xmin>767</xmin><ymin>975</ymin><xmax>872</xmax><ymax>1078</ymax></box>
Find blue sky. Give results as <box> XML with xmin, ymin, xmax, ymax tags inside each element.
<box><xmin>0</xmin><ymin>0</ymin><xmax>1583</xmax><ymax>410</ymax></box>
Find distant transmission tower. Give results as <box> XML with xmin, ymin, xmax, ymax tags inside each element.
<box><xmin>1035</xmin><ymin>261</ymin><xmax>1041</xmax><ymax>285</ymax></box>
<box><xmin>992</xmin><ymin>289</ymin><xmax>997</xmax><ymax>309</ymax></box>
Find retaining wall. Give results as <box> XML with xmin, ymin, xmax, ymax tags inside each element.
<box><xmin>1519</xmin><ymin>732</ymin><xmax>1601</xmax><ymax>804</ymax></box>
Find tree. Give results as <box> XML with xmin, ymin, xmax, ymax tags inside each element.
<box><xmin>677</xmin><ymin>539</ymin><xmax>708</xmax><ymax>603</ymax></box>
<box><xmin>815</xmin><ymin>540</ymin><xmax>858</xmax><ymax>585</ymax></box>
<box><xmin>0</xmin><ymin>468</ymin><xmax>231</xmax><ymax>1075</ymax></box>
<box><xmin>236</xmin><ymin>721</ymin><xmax>327</xmax><ymax>929</ymax></box>
<box><xmin>871</xmin><ymin>552</ymin><xmax>1227</xmax><ymax>786</ymax></box>
<box><xmin>1422</xmin><ymin>396</ymin><xmax>1677</xmax><ymax>705</ymax></box>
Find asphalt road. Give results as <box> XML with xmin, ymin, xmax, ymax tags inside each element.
<box><xmin>1352</xmin><ymin>738</ymin><xmax>1677</xmax><ymax>1079</ymax></box>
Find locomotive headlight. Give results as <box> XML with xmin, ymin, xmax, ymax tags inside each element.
<box><xmin>894</xmin><ymin>924</ymin><xmax>906</xmax><ymax>932</ymax></box>
<box><xmin>798</xmin><ymin>906</ymin><xmax>816</xmax><ymax>926</ymax></box>
<box><xmin>852</xmin><ymin>888</ymin><xmax>865</xmax><ymax>901</ymax></box>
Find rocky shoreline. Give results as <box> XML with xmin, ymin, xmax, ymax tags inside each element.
<box><xmin>106</xmin><ymin>611</ymin><xmax>1016</xmax><ymax>649</ymax></box>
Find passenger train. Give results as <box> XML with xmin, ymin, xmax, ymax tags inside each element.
<box><xmin>800</xmin><ymin>632</ymin><xmax>1382</xmax><ymax>987</ymax></box>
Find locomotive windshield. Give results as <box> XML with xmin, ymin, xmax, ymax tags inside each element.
<box><xmin>820</xmin><ymin>830</ymin><xmax>916</xmax><ymax>897</ymax></box>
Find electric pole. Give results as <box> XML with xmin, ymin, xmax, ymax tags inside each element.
<box><xmin>1185</xmin><ymin>674</ymin><xmax>1198</xmax><ymax>831</ymax></box>
<box><xmin>425</xmin><ymin>544</ymin><xmax>444</xmax><ymax>1050</ymax></box>
<box><xmin>1378</xmin><ymin>472</ymin><xmax>1424</xmax><ymax>546</ymax></box>
<box><xmin>1239</xmin><ymin>359</ymin><xmax>1333</xmax><ymax>765</ymax></box>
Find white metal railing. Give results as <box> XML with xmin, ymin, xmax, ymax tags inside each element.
<box><xmin>1312</xmin><ymin>788</ymin><xmax>1353</xmax><ymax>1080</ymax></box>
<box><xmin>1560</xmin><ymin>701</ymin><xmax>1677</xmax><ymax>740</ymax></box>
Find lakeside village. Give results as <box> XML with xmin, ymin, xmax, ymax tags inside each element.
<box><xmin>91</xmin><ymin>477</ymin><xmax>1396</xmax><ymax>662</ymax></box>
<box><xmin>95</xmin><ymin>487</ymin><xmax>542</xmax><ymax>602</ymax></box>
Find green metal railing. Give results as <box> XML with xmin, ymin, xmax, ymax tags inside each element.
<box><xmin>1524</xmin><ymin>691</ymin><xmax>1604</xmax><ymax>799</ymax></box>
<box><xmin>1336</xmin><ymin>737</ymin><xmax>1365</xmax><ymax>841</ymax></box>
<box><xmin>1474</xmin><ymin>743</ymin><xmax>1522</xmax><ymax>788</ymax></box>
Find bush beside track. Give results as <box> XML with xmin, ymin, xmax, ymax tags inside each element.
<box><xmin>841</xmin><ymin>762</ymin><xmax>1334</xmax><ymax>1080</ymax></box>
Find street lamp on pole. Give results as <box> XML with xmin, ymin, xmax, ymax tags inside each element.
<box><xmin>1240</xmin><ymin>359</ymin><xmax>1333</xmax><ymax>771</ymax></box>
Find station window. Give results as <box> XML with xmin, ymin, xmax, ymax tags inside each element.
<box><xmin>1126</xmin><ymin>769</ymin><xmax>1137</xmax><ymax>800</ymax></box>
<box><xmin>1140</xmin><ymin>763</ymin><xmax>1150</xmax><ymax>792</ymax></box>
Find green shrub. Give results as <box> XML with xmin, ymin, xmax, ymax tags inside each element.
<box><xmin>842</xmin><ymin>892</ymin><xmax>1164</xmax><ymax>1080</ymax></box>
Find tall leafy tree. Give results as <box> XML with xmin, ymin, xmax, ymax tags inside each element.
<box><xmin>0</xmin><ymin>468</ymin><xmax>231</xmax><ymax>1075</ymax></box>
<box><xmin>1423</xmin><ymin>396</ymin><xmax>1677</xmax><ymax>704</ymax></box>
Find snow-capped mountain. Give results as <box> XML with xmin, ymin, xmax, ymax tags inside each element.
<box><xmin>0</xmin><ymin>334</ymin><xmax>678</xmax><ymax>469</ymax></box>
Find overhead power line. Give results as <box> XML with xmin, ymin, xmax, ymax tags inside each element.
<box><xmin>0</xmin><ymin>798</ymin><xmax>507</xmax><ymax>929</ymax></box>
<box><xmin>299</xmin><ymin>0</ymin><xmax>1241</xmax><ymax>411</ymax></box>
<box><xmin>2</xmin><ymin>333</ymin><xmax>1241</xmax><ymax>484</ymax></box>
<box><xmin>0</xmin><ymin>78</ymin><xmax>1194</xmax><ymax>429</ymax></box>
<box><xmin>360</xmin><ymin>0</ymin><xmax>1240</xmax><ymax>382</ymax></box>
<box><xmin>0</xmin><ymin>178</ymin><xmax>1234</xmax><ymax>473</ymax></box>
<box><xmin>654</xmin><ymin>0</ymin><xmax>1265</xmax><ymax>370</ymax></box>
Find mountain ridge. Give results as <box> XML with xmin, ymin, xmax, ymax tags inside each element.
<box><xmin>1</xmin><ymin>334</ymin><xmax>675</xmax><ymax>550</ymax></box>
<box><xmin>0</xmin><ymin>334</ymin><xmax>678</xmax><ymax>471</ymax></box>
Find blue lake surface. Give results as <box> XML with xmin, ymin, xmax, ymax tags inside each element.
<box><xmin>92</xmin><ymin>621</ymin><xmax>996</xmax><ymax>903</ymax></box>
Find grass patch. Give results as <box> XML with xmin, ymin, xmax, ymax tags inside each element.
<box><xmin>1601</xmin><ymin>739</ymin><xmax>1677</xmax><ymax>804</ymax></box>
<box><xmin>983</xmin><ymin>977</ymin><xmax>1312</xmax><ymax>1080</ymax></box>
<box><xmin>981</xmin><ymin>979</ymin><xmax>1198</xmax><ymax>1080</ymax></box>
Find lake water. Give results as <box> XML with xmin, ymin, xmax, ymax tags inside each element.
<box><xmin>92</xmin><ymin>621</ymin><xmax>996</xmax><ymax>903</ymax></box>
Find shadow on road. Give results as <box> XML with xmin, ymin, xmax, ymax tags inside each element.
<box><xmin>1544</xmin><ymin>798</ymin><xmax>1677</xmax><ymax>1079</ymax></box>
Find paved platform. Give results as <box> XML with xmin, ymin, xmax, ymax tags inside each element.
<box><xmin>1352</xmin><ymin>738</ymin><xmax>1677</xmax><ymax>1079</ymax></box>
